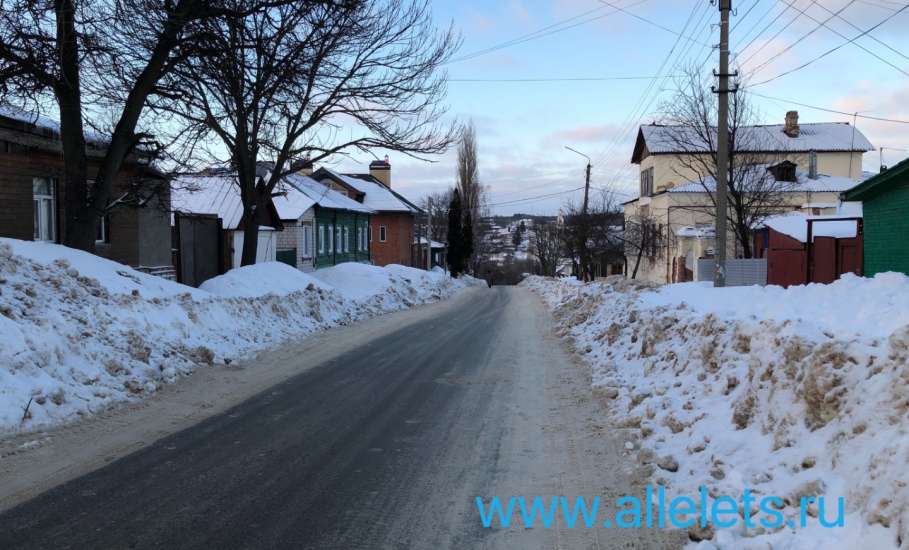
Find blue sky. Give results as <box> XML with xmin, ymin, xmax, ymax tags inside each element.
<box><xmin>330</xmin><ymin>0</ymin><xmax>909</xmax><ymax>215</ymax></box>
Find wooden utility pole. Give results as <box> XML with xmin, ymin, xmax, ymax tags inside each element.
<box><xmin>566</xmin><ymin>146</ymin><xmax>592</xmax><ymax>282</ymax></box>
<box><xmin>713</xmin><ymin>0</ymin><xmax>733</xmax><ymax>287</ymax></box>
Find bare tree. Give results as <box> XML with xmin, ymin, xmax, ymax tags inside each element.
<box><xmin>421</xmin><ymin>188</ymin><xmax>453</xmax><ymax>242</ymax></box>
<box><xmin>659</xmin><ymin>66</ymin><xmax>796</xmax><ymax>258</ymax></box>
<box><xmin>560</xmin><ymin>189</ymin><xmax>624</xmax><ymax>279</ymax></box>
<box><xmin>159</xmin><ymin>0</ymin><xmax>458</xmax><ymax>265</ymax></box>
<box><xmin>0</xmin><ymin>0</ymin><xmax>240</xmax><ymax>251</ymax></box>
<box><xmin>532</xmin><ymin>222</ymin><xmax>562</xmax><ymax>277</ymax></box>
<box><xmin>622</xmin><ymin>207</ymin><xmax>662</xmax><ymax>280</ymax></box>
<box><xmin>455</xmin><ymin>119</ymin><xmax>485</xmax><ymax>273</ymax></box>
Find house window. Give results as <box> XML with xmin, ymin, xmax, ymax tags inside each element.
<box><xmin>318</xmin><ymin>224</ymin><xmax>325</xmax><ymax>254</ymax></box>
<box><xmin>368</xmin><ymin>226</ymin><xmax>372</xmax><ymax>243</ymax></box>
<box><xmin>343</xmin><ymin>226</ymin><xmax>350</xmax><ymax>253</ymax></box>
<box><xmin>640</xmin><ymin>167</ymin><xmax>654</xmax><ymax>197</ymax></box>
<box><xmin>379</xmin><ymin>225</ymin><xmax>387</xmax><ymax>242</ymax></box>
<box><xmin>32</xmin><ymin>178</ymin><xmax>56</xmax><ymax>242</ymax></box>
<box><xmin>358</xmin><ymin>227</ymin><xmax>364</xmax><ymax>251</ymax></box>
<box><xmin>335</xmin><ymin>226</ymin><xmax>341</xmax><ymax>254</ymax></box>
<box><xmin>302</xmin><ymin>224</ymin><xmax>313</xmax><ymax>258</ymax></box>
<box><xmin>329</xmin><ymin>224</ymin><xmax>335</xmax><ymax>253</ymax></box>
<box><xmin>96</xmin><ymin>214</ymin><xmax>111</xmax><ymax>244</ymax></box>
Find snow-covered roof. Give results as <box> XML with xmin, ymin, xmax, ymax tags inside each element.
<box><xmin>317</xmin><ymin>168</ymin><xmax>421</xmax><ymax>213</ymax></box>
<box><xmin>633</xmin><ymin>122</ymin><xmax>873</xmax><ymax>163</ymax></box>
<box><xmin>284</xmin><ymin>173</ymin><xmax>374</xmax><ymax>214</ymax></box>
<box><xmin>761</xmin><ymin>212</ymin><xmax>860</xmax><ymax>243</ymax></box>
<box><xmin>1</xmin><ymin>104</ymin><xmax>111</xmax><ymax>146</ymax></box>
<box><xmin>171</xmin><ymin>175</ymin><xmax>246</xmax><ymax>230</ymax></box>
<box><xmin>271</xmin><ymin>181</ymin><xmax>316</xmax><ymax>220</ymax></box>
<box><xmin>668</xmin><ymin>168</ymin><xmax>858</xmax><ymax>194</ymax></box>
<box><xmin>414</xmin><ymin>237</ymin><xmax>446</xmax><ymax>248</ymax></box>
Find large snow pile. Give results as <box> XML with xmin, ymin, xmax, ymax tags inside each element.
<box><xmin>522</xmin><ymin>274</ymin><xmax>909</xmax><ymax>549</ymax></box>
<box><xmin>0</xmin><ymin>239</ymin><xmax>478</xmax><ymax>434</ymax></box>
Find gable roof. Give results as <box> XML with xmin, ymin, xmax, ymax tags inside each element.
<box><xmin>313</xmin><ymin>167</ymin><xmax>423</xmax><ymax>214</ymax></box>
<box><xmin>760</xmin><ymin>212</ymin><xmax>860</xmax><ymax>243</ymax></box>
<box><xmin>171</xmin><ymin>175</ymin><xmax>284</xmax><ymax>231</ymax></box>
<box><xmin>284</xmin><ymin>173</ymin><xmax>374</xmax><ymax>214</ymax></box>
<box><xmin>632</xmin><ymin>123</ymin><xmax>874</xmax><ymax>164</ymax></box>
<box><xmin>844</xmin><ymin>156</ymin><xmax>909</xmax><ymax>201</ymax></box>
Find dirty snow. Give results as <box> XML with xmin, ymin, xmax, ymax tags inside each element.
<box><xmin>522</xmin><ymin>274</ymin><xmax>909</xmax><ymax>549</ymax></box>
<box><xmin>0</xmin><ymin>238</ymin><xmax>479</xmax><ymax>434</ymax></box>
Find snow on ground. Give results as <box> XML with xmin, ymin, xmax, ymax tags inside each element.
<box><xmin>522</xmin><ymin>274</ymin><xmax>909</xmax><ymax>549</ymax></box>
<box><xmin>0</xmin><ymin>238</ymin><xmax>480</xmax><ymax>434</ymax></box>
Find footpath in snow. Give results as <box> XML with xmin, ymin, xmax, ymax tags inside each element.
<box><xmin>522</xmin><ymin>274</ymin><xmax>909</xmax><ymax>550</ymax></box>
<box><xmin>0</xmin><ymin>238</ymin><xmax>480</xmax><ymax>434</ymax></box>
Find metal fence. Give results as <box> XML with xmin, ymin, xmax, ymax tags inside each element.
<box><xmin>696</xmin><ymin>258</ymin><xmax>767</xmax><ymax>286</ymax></box>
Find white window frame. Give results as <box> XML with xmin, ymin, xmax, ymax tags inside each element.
<box><xmin>329</xmin><ymin>224</ymin><xmax>334</xmax><ymax>253</ymax></box>
<box><xmin>344</xmin><ymin>226</ymin><xmax>350</xmax><ymax>253</ymax></box>
<box><xmin>318</xmin><ymin>224</ymin><xmax>325</xmax><ymax>254</ymax></box>
<box><xmin>335</xmin><ymin>225</ymin><xmax>341</xmax><ymax>254</ymax></box>
<box><xmin>379</xmin><ymin>225</ymin><xmax>387</xmax><ymax>243</ymax></box>
<box><xmin>32</xmin><ymin>177</ymin><xmax>57</xmax><ymax>242</ymax></box>
<box><xmin>96</xmin><ymin>214</ymin><xmax>110</xmax><ymax>244</ymax></box>
<box><xmin>302</xmin><ymin>224</ymin><xmax>313</xmax><ymax>259</ymax></box>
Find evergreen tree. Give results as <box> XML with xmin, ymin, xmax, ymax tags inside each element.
<box><xmin>463</xmin><ymin>212</ymin><xmax>474</xmax><ymax>268</ymax></box>
<box><xmin>447</xmin><ymin>188</ymin><xmax>465</xmax><ymax>276</ymax></box>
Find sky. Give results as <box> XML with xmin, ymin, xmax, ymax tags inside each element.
<box><xmin>329</xmin><ymin>0</ymin><xmax>909</xmax><ymax>215</ymax></box>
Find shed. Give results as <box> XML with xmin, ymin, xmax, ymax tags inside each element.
<box><xmin>843</xmin><ymin>157</ymin><xmax>909</xmax><ymax>276</ymax></box>
<box><xmin>756</xmin><ymin>212</ymin><xmax>863</xmax><ymax>287</ymax></box>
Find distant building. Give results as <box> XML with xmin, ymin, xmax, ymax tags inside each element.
<box><xmin>844</xmin><ymin>156</ymin><xmax>909</xmax><ymax>277</ymax></box>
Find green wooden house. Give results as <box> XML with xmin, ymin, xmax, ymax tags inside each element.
<box><xmin>843</xmin><ymin>157</ymin><xmax>909</xmax><ymax>276</ymax></box>
<box><xmin>285</xmin><ymin>174</ymin><xmax>373</xmax><ymax>269</ymax></box>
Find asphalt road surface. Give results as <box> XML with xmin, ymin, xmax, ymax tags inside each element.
<box><xmin>0</xmin><ymin>286</ymin><xmax>682</xmax><ymax>549</ymax></box>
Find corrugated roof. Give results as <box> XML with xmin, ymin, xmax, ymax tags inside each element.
<box><xmin>317</xmin><ymin>168</ymin><xmax>421</xmax><ymax>213</ymax></box>
<box><xmin>284</xmin><ymin>173</ymin><xmax>374</xmax><ymax>214</ymax></box>
<box><xmin>171</xmin><ymin>175</ymin><xmax>246</xmax><ymax>230</ymax></box>
<box><xmin>633</xmin><ymin>123</ymin><xmax>874</xmax><ymax>163</ymax></box>
<box><xmin>668</xmin><ymin>167</ymin><xmax>859</xmax><ymax>194</ymax></box>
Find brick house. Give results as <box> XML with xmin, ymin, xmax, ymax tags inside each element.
<box><xmin>312</xmin><ymin>160</ymin><xmax>423</xmax><ymax>267</ymax></box>
<box><xmin>0</xmin><ymin>106</ymin><xmax>172</xmax><ymax>270</ymax></box>
<box><xmin>844</xmin><ymin>157</ymin><xmax>909</xmax><ymax>277</ymax></box>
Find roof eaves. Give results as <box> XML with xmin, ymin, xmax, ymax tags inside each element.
<box><xmin>844</xmin><ymin>157</ymin><xmax>909</xmax><ymax>201</ymax></box>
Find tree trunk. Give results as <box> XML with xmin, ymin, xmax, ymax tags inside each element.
<box><xmin>239</xmin><ymin>187</ymin><xmax>267</xmax><ymax>267</ymax></box>
<box><xmin>631</xmin><ymin>245</ymin><xmax>644</xmax><ymax>280</ymax></box>
<box><xmin>55</xmin><ymin>0</ymin><xmax>95</xmax><ymax>252</ymax></box>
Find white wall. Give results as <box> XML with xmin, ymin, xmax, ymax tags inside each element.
<box><xmin>231</xmin><ymin>229</ymin><xmax>277</xmax><ymax>269</ymax></box>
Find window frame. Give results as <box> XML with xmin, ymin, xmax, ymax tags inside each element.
<box><xmin>379</xmin><ymin>225</ymin><xmax>387</xmax><ymax>243</ymax></box>
<box><xmin>32</xmin><ymin>177</ymin><xmax>57</xmax><ymax>242</ymax></box>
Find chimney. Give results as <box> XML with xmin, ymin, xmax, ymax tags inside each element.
<box><xmin>292</xmin><ymin>156</ymin><xmax>313</xmax><ymax>176</ymax></box>
<box><xmin>784</xmin><ymin>110</ymin><xmax>800</xmax><ymax>138</ymax></box>
<box><xmin>808</xmin><ymin>150</ymin><xmax>818</xmax><ymax>179</ymax></box>
<box><xmin>370</xmin><ymin>155</ymin><xmax>391</xmax><ymax>187</ymax></box>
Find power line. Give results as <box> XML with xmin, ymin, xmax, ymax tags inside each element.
<box><xmin>747</xmin><ymin>4</ymin><xmax>909</xmax><ymax>87</ymax></box>
<box><xmin>745</xmin><ymin>0</ymin><xmax>857</xmax><ymax>78</ymax></box>
<box><xmin>487</xmin><ymin>187</ymin><xmax>585</xmax><ymax>207</ymax></box>
<box><xmin>810</xmin><ymin>0</ymin><xmax>909</xmax><ymax>63</ymax></box>
<box><xmin>447</xmin><ymin>75</ymin><xmax>681</xmax><ymax>82</ymax></box>
<box><xmin>770</xmin><ymin>0</ymin><xmax>909</xmax><ymax>78</ymax></box>
<box><xmin>749</xmin><ymin>91</ymin><xmax>909</xmax><ymax>123</ymax></box>
<box><xmin>596</xmin><ymin>0</ymin><xmax>713</xmax><ymax>48</ymax></box>
<box><xmin>445</xmin><ymin>0</ymin><xmax>649</xmax><ymax>65</ymax></box>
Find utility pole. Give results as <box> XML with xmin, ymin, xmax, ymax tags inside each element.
<box><xmin>713</xmin><ymin>0</ymin><xmax>733</xmax><ymax>288</ymax></box>
<box><xmin>426</xmin><ymin>199</ymin><xmax>432</xmax><ymax>270</ymax></box>
<box><xmin>565</xmin><ymin>146</ymin><xmax>591</xmax><ymax>282</ymax></box>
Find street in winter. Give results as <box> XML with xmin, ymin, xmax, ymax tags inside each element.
<box><xmin>1</xmin><ymin>1</ymin><xmax>909</xmax><ymax>549</ymax></box>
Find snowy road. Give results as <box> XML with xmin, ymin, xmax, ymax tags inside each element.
<box><xmin>0</xmin><ymin>286</ymin><xmax>682</xmax><ymax>549</ymax></box>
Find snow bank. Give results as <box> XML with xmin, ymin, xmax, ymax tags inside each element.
<box><xmin>199</xmin><ymin>262</ymin><xmax>332</xmax><ymax>297</ymax></box>
<box><xmin>522</xmin><ymin>274</ymin><xmax>909</xmax><ymax>549</ymax></box>
<box><xmin>0</xmin><ymin>239</ymin><xmax>476</xmax><ymax>434</ymax></box>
